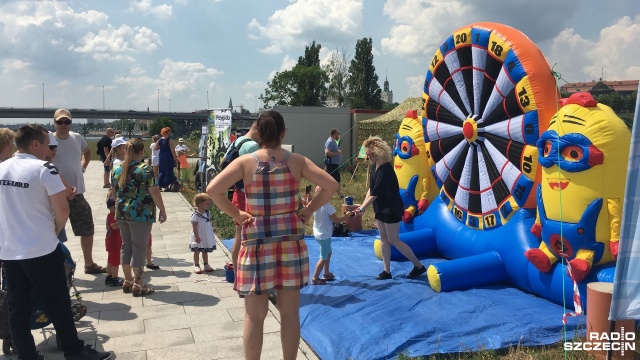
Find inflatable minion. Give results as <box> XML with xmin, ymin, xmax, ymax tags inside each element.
<box><xmin>393</xmin><ymin>109</ymin><xmax>437</xmax><ymax>223</ymax></box>
<box><xmin>525</xmin><ymin>92</ymin><xmax>630</xmax><ymax>282</ymax></box>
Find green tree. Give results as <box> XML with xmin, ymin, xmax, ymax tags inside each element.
<box><xmin>346</xmin><ymin>38</ymin><xmax>382</xmax><ymax>109</ymax></box>
<box><xmin>261</xmin><ymin>41</ymin><xmax>328</xmax><ymax>107</ymax></box>
<box><xmin>148</xmin><ymin>117</ymin><xmax>174</xmax><ymax>138</ymax></box>
<box><xmin>323</xmin><ymin>48</ymin><xmax>350</xmax><ymax>107</ymax></box>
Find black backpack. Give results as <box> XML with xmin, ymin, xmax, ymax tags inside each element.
<box><xmin>220</xmin><ymin>138</ymin><xmax>252</xmax><ymax>190</ymax></box>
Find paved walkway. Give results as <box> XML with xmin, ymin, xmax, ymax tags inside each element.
<box><xmin>1</xmin><ymin>160</ymin><xmax>319</xmax><ymax>360</ymax></box>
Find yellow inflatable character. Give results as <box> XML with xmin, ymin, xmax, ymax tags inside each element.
<box><xmin>525</xmin><ymin>92</ymin><xmax>630</xmax><ymax>282</ymax></box>
<box><xmin>393</xmin><ymin>109</ymin><xmax>437</xmax><ymax>223</ymax></box>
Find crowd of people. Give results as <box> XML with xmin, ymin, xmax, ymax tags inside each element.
<box><xmin>0</xmin><ymin>108</ymin><xmax>427</xmax><ymax>360</ymax></box>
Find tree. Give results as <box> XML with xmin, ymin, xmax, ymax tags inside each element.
<box><xmin>323</xmin><ymin>48</ymin><xmax>350</xmax><ymax>107</ymax></box>
<box><xmin>346</xmin><ymin>38</ymin><xmax>382</xmax><ymax>109</ymax></box>
<box><xmin>262</xmin><ymin>41</ymin><xmax>328</xmax><ymax>107</ymax></box>
<box><xmin>148</xmin><ymin>117</ymin><xmax>174</xmax><ymax>138</ymax></box>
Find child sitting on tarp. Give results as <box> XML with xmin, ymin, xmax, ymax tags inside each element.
<box><xmin>310</xmin><ymin>185</ymin><xmax>346</xmax><ymax>285</ymax></box>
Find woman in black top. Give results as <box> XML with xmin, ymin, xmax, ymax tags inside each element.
<box><xmin>353</xmin><ymin>136</ymin><xmax>426</xmax><ymax>280</ymax></box>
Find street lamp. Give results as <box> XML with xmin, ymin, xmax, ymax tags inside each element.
<box><xmin>157</xmin><ymin>89</ymin><xmax>160</xmax><ymax>113</ymax></box>
<box><xmin>206</xmin><ymin>90</ymin><xmax>210</xmax><ymax>109</ymax></box>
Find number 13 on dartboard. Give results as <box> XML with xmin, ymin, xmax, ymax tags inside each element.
<box><xmin>515</xmin><ymin>77</ymin><xmax>537</xmax><ymax>113</ymax></box>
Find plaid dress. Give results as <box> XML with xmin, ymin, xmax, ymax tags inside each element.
<box><xmin>237</xmin><ymin>151</ymin><xmax>309</xmax><ymax>295</ymax></box>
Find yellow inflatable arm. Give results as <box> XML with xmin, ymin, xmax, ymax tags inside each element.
<box><xmin>607</xmin><ymin>198</ymin><xmax>621</xmax><ymax>243</ymax></box>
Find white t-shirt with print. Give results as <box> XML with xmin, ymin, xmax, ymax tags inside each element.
<box><xmin>313</xmin><ymin>202</ymin><xmax>336</xmax><ymax>240</ymax></box>
<box><xmin>53</xmin><ymin>131</ymin><xmax>88</xmax><ymax>194</ymax></box>
<box><xmin>0</xmin><ymin>153</ymin><xmax>66</xmax><ymax>260</ymax></box>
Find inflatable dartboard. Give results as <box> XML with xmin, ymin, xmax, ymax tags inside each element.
<box><xmin>422</xmin><ymin>22</ymin><xmax>558</xmax><ymax>230</ymax></box>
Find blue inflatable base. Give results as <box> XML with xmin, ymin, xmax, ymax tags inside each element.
<box><xmin>222</xmin><ymin>232</ymin><xmax>585</xmax><ymax>359</ymax></box>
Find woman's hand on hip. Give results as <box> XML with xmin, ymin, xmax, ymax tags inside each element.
<box><xmin>297</xmin><ymin>207</ymin><xmax>312</xmax><ymax>224</ymax></box>
<box><xmin>235</xmin><ymin>211</ymin><xmax>254</xmax><ymax>226</ymax></box>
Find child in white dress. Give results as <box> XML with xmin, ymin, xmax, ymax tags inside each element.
<box><xmin>190</xmin><ymin>193</ymin><xmax>217</xmax><ymax>274</ymax></box>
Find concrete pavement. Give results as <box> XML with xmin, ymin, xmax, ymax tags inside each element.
<box><xmin>1</xmin><ymin>160</ymin><xmax>319</xmax><ymax>360</ymax></box>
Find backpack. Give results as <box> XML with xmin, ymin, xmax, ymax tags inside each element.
<box><xmin>332</xmin><ymin>222</ymin><xmax>351</xmax><ymax>237</ymax></box>
<box><xmin>220</xmin><ymin>138</ymin><xmax>252</xmax><ymax>190</ymax></box>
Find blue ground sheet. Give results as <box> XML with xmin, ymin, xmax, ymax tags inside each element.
<box><xmin>222</xmin><ymin>230</ymin><xmax>585</xmax><ymax>359</ymax></box>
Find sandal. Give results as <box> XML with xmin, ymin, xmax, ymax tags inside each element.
<box><xmin>311</xmin><ymin>278</ymin><xmax>327</xmax><ymax>285</ymax></box>
<box><xmin>103</xmin><ymin>184</ymin><xmax>111</xmax><ymax>188</ymax></box>
<box><xmin>84</xmin><ymin>263</ymin><xmax>107</xmax><ymax>274</ymax></box>
<box><xmin>122</xmin><ymin>280</ymin><xmax>133</xmax><ymax>293</ymax></box>
<box><xmin>146</xmin><ymin>264</ymin><xmax>160</xmax><ymax>270</ymax></box>
<box><xmin>132</xmin><ymin>283</ymin><xmax>155</xmax><ymax>297</ymax></box>
<box><xmin>203</xmin><ymin>264</ymin><xmax>214</xmax><ymax>272</ymax></box>
<box><xmin>194</xmin><ymin>265</ymin><xmax>203</xmax><ymax>274</ymax></box>
<box><xmin>323</xmin><ymin>272</ymin><xmax>335</xmax><ymax>280</ymax></box>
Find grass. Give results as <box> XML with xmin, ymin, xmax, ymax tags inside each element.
<box><xmin>178</xmin><ymin>160</ymin><xmax>640</xmax><ymax>360</ymax></box>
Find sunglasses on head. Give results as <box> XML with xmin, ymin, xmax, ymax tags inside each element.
<box><xmin>49</xmin><ymin>145</ymin><xmax>57</xmax><ymax>150</ymax></box>
<box><xmin>55</xmin><ymin>119</ymin><xmax>71</xmax><ymax>125</ymax></box>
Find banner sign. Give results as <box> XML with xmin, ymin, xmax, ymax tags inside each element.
<box><xmin>610</xmin><ymin>86</ymin><xmax>640</xmax><ymax>320</ymax></box>
<box><xmin>206</xmin><ymin>109</ymin><xmax>232</xmax><ymax>173</ymax></box>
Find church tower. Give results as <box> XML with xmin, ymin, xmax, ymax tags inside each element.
<box><xmin>381</xmin><ymin>71</ymin><xmax>393</xmax><ymax>104</ymax></box>
<box><xmin>228</xmin><ymin>97</ymin><xmax>233</xmax><ymax>111</ymax></box>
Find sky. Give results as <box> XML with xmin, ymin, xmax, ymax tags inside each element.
<box><xmin>1</xmin><ymin>0</ymin><xmax>639</xmax><ymax>124</ymax></box>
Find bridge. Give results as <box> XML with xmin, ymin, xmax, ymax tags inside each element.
<box><xmin>0</xmin><ymin>107</ymin><xmax>209</xmax><ymax>121</ymax></box>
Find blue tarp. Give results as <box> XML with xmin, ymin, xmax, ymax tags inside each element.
<box><xmin>222</xmin><ymin>231</ymin><xmax>585</xmax><ymax>359</ymax></box>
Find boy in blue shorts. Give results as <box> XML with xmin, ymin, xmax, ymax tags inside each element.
<box><xmin>310</xmin><ymin>186</ymin><xmax>347</xmax><ymax>285</ymax></box>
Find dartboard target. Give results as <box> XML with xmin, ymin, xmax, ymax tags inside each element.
<box><xmin>422</xmin><ymin>22</ymin><xmax>558</xmax><ymax>230</ymax></box>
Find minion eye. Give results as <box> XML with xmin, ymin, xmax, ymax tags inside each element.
<box><xmin>401</xmin><ymin>140</ymin><xmax>410</xmax><ymax>154</ymax></box>
<box><xmin>561</xmin><ymin>146</ymin><xmax>584</xmax><ymax>162</ymax></box>
<box><xmin>543</xmin><ymin>141</ymin><xmax>552</xmax><ymax>156</ymax></box>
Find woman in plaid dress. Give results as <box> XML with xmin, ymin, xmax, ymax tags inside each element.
<box><xmin>207</xmin><ymin>110</ymin><xmax>338</xmax><ymax>360</ymax></box>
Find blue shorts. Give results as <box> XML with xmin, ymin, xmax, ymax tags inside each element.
<box><xmin>315</xmin><ymin>238</ymin><xmax>332</xmax><ymax>260</ymax></box>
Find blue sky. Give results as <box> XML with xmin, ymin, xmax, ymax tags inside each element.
<box><xmin>0</xmin><ymin>0</ymin><xmax>639</xmax><ymax>124</ymax></box>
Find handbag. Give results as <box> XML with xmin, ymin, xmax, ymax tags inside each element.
<box><xmin>324</xmin><ymin>156</ymin><xmax>331</xmax><ymax>166</ymax></box>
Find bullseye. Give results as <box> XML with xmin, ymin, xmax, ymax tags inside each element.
<box><xmin>462</xmin><ymin>118</ymin><xmax>478</xmax><ymax>143</ymax></box>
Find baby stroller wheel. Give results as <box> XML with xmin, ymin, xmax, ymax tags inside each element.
<box><xmin>71</xmin><ymin>303</ymin><xmax>87</xmax><ymax>322</ymax></box>
<box><xmin>2</xmin><ymin>338</ymin><xmax>13</xmax><ymax>354</ymax></box>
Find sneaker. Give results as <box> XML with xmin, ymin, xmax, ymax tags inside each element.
<box><xmin>104</xmin><ymin>275</ymin><xmax>113</xmax><ymax>285</ymax></box>
<box><xmin>65</xmin><ymin>345</ymin><xmax>111</xmax><ymax>360</ymax></box>
<box><xmin>375</xmin><ymin>271</ymin><xmax>392</xmax><ymax>280</ymax></box>
<box><xmin>406</xmin><ymin>265</ymin><xmax>427</xmax><ymax>279</ymax></box>
<box><xmin>194</xmin><ymin>265</ymin><xmax>202</xmax><ymax>274</ymax></box>
<box><xmin>109</xmin><ymin>277</ymin><xmax>124</xmax><ymax>286</ymax></box>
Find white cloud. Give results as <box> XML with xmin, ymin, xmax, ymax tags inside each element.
<box><xmin>1</xmin><ymin>58</ymin><xmax>31</xmax><ymax>74</ymax></box>
<box><xmin>128</xmin><ymin>0</ymin><xmax>173</xmax><ymax>20</ymax></box>
<box><xmin>114</xmin><ymin>59</ymin><xmax>222</xmax><ymax>102</ymax></box>
<box><xmin>248</xmin><ymin>0</ymin><xmax>363</xmax><ymax>51</ymax></box>
<box><xmin>70</xmin><ymin>24</ymin><xmax>162</xmax><ymax>61</ymax></box>
<box><xmin>380</xmin><ymin>0</ymin><xmax>579</xmax><ymax>59</ymax></box>
<box><xmin>405</xmin><ymin>75</ymin><xmax>424</xmax><ymax>98</ymax></box>
<box><xmin>547</xmin><ymin>15</ymin><xmax>640</xmax><ymax>82</ymax></box>
<box><xmin>257</xmin><ymin>45</ymin><xmax>282</xmax><ymax>55</ymax></box>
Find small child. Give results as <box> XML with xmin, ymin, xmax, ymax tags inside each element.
<box><xmin>190</xmin><ymin>193</ymin><xmax>217</xmax><ymax>274</ymax></box>
<box><xmin>105</xmin><ymin>197</ymin><xmax>123</xmax><ymax>286</ymax></box>
<box><xmin>311</xmin><ymin>186</ymin><xmax>347</xmax><ymax>285</ymax></box>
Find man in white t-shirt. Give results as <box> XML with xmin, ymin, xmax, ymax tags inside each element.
<box><xmin>0</xmin><ymin>124</ymin><xmax>111</xmax><ymax>360</ymax></box>
<box><xmin>53</xmin><ymin>108</ymin><xmax>106</xmax><ymax>274</ymax></box>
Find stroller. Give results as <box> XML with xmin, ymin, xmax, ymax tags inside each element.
<box><xmin>0</xmin><ymin>241</ymin><xmax>87</xmax><ymax>354</ymax></box>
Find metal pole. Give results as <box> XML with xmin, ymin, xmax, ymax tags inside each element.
<box><xmin>206</xmin><ymin>90</ymin><xmax>210</xmax><ymax>109</ymax></box>
<box><xmin>157</xmin><ymin>89</ymin><xmax>160</xmax><ymax>113</ymax></box>
<box><xmin>102</xmin><ymin>85</ymin><xmax>105</xmax><ymax>110</ymax></box>
<box><xmin>42</xmin><ymin>84</ymin><xmax>44</xmax><ymax>110</ymax></box>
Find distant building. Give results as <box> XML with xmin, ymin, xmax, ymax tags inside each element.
<box><xmin>381</xmin><ymin>75</ymin><xmax>393</xmax><ymax>104</ymax></box>
<box><xmin>560</xmin><ymin>80</ymin><xmax>638</xmax><ymax>98</ymax></box>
